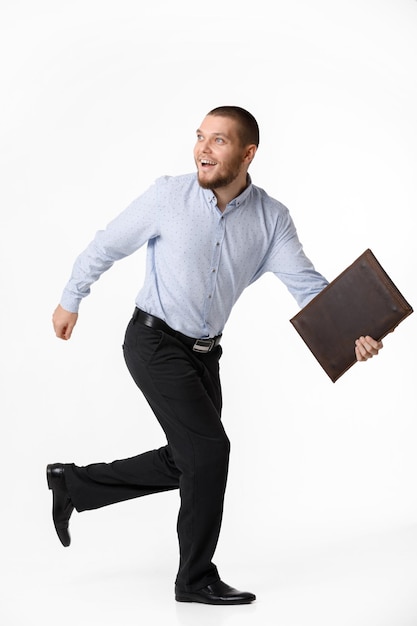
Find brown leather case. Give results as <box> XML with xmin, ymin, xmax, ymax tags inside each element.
<box><xmin>290</xmin><ymin>249</ymin><xmax>413</xmax><ymax>382</ymax></box>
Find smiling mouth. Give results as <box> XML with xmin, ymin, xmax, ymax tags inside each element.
<box><xmin>200</xmin><ymin>158</ymin><xmax>217</xmax><ymax>168</ymax></box>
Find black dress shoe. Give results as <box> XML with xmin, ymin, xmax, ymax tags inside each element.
<box><xmin>175</xmin><ymin>580</ymin><xmax>256</xmax><ymax>605</ymax></box>
<box><xmin>46</xmin><ymin>463</ymin><xmax>74</xmax><ymax>547</ymax></box>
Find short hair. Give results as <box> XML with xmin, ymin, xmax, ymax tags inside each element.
<box><xmin>207</xmin><ymin>105</ymin><xmax>260</xmax><ymax>148</ymax></box>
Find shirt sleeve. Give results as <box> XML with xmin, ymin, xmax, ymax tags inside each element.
<box><xmin>59</xmin><ymin>179</ymin><xmax>162</xmax><ymax>312</ymax></box>
<box><xmin>264</xmin><ymin>206</ymin><xmax>329</xmax><ymax>308</ymax></box>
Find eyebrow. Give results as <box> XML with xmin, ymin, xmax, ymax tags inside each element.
<box><xmin>196</xmin><ymin>129</ymin><xmax>230</xmax><ymax>139</ymax></box>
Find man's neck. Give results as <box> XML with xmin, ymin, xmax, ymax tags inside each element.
<box><xmin>213</xmin><ymin>176</ymin><xmax>249</xmax><ymax>212</ymax></box>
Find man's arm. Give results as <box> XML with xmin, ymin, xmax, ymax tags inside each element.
<box><xmin>57</xmin><ymin>180</ymin><xmax>163</xmax><ymax>316</ymax></box>
<box><xmin>52</xmin><ymin>305</ymin><xmax>79</xmax><ymax>340</ymax></box>
<box><xmin>51</xmin><ymin>179</ymin><xmax>165</xmax><ymax>339</ymax></box>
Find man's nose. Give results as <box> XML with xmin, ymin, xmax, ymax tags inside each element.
<box><xmin>200</xmin><ymin>139</ymin><xmax>211</xmax><ymax>152</ymax></box>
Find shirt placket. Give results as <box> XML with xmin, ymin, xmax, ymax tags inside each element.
<box><xmin>202</xmin><ymin>213</ymin><xmax>226</xmax><ymax>337</ymax></box>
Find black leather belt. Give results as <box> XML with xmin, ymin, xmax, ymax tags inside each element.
<box><xmin>132</xmin><ymin>308</ymin><xmax>222</xmax><ymax>353</ymax></box>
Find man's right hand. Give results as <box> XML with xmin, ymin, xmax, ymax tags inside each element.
<box><xmin>52</xmin><ymin>304</ymin><xmax>78</xmax><ymax>340</ymax></box>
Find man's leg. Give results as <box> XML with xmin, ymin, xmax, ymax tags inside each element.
<box><xmin>59</xmin><ymin>318</ymin><xmax>229</xmax><ymax>592</ymax></box>
<box><xmin>122</xmin><ymin>319</ymin><xmax>229</xmax><ymax>592</ymax></box>
<box><xmin>63</xmin><ymin>445</ymin><xmax>180</xmax><ymax>510</ymax></box>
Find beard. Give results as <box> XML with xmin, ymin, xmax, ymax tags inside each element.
<box><xmin>196</xmin><ymin>157</ymin><xmax>243</xmax><ymax>190</ymax></box>
<box><xmin>198</xmin><ymin>171</ymin><xmax>237</xmax><ymax>189</ymax></box>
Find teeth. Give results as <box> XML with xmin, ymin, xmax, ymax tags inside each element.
<box><xmin>201</xmin><ymin>159</ymin><xmax>216</xmax><ymax>165</ymax></box>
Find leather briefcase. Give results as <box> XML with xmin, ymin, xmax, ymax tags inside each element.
<box><xmin>290</xmin><ymin>249</ymin><xmax>413</xmax><ymax>382</ymax></box>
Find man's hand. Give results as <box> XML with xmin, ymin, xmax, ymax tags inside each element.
<box><xmin>52</xmin><ymin>304</ymin><xmax>78</xmax><ymax>340</ymax></box>
<box><xmin>355</xmin><ymin>335</ymin><xmax>383</xmax><ymax>362</ymax></box>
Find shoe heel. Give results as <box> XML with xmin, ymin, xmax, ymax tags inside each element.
<box><xmin>46</xmin><ymin>465</ymin><xmax>53</xmax><ymax>490</ymax></box>
<box><xmin>175</xmin><ymin>594</ymin><xmax>193</xmax><ymax>603</ymax></box>
<box><xmin>46</xmin><ymin>463</ymin><xmax>63</xmax><ymax>490</ymax></box>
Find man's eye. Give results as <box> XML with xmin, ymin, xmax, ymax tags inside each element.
<box><xmin>197</xmin><ymin>135</ymin><xmax>204</xmax><ymax>141</ymax></box>
<box><xmin>215</xmin><ymin>137</ymin><xmax>224</xmax><ymax>144</ymax></box>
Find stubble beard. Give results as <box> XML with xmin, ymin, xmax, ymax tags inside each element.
<box><xmin>197</xmin><ymin>172</ymin><xmax>236</xmax><ymax>190</ymax></box>
<box><xmin>197</xmin><ymin>166</ymin><xmax>241</xmax><ymax>190</ymax></box>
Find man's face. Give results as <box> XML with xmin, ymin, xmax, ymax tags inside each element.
<box><xmin>194</xmin><ymin>115</ymin><xmax>248</xmax><ymax>190</ymax></box>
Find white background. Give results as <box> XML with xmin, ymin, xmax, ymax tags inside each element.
<box><xmin>1</xmin><ymin>1</ymin><xmax>417</xmax><ymax>624</ymax></box>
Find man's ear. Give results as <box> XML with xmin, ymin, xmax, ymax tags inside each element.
<box><xmin>244</xmin><ymin>144</ymin><xmax>257</xmax><ymax>165</ymax></box>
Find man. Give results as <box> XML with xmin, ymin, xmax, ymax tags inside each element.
<box><xmin>48</xmin><ymin>106</ymin><xmax>382</xmax><ymax>605</ymax></box>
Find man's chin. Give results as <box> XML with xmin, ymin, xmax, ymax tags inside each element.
<box><xmin>197</xmin><ymin>173</ymin><xmax>213</xmax><ymax>190</ymax></box>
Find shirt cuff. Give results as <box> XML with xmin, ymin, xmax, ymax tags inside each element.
<box><xmin>59</xmin><ymin>290</ymin><xmax>82</xmax><ymax>313</ymax></box>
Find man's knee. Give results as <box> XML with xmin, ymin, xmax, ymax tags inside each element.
<box><xmin>198</xmin><ymin>432</ymin><xmax>230</xmax><ymax>469</ymax></box>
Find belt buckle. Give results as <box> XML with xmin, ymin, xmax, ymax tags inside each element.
<box><xmin>192</xmin><ymin>338</ymin><xmax>214</xmax><ymax>353</ymax></box>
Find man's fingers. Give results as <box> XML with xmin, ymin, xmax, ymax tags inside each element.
<box><xmin>355</xmin><ymin>336</ymin><xmax>383</xmax><ymax>361</ymax></box>
<box><xmin>54</xmin><ymin>322</ymin><xmax>71</xmax><ymax>340</ymax></box>
<box><xmin>63</xmin><ymin>322</ymin><xmax>75</xmax><ymax>340</ymax></box>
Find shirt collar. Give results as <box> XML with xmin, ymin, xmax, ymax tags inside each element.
<box><xmin>227</xmin><ymin>175</ymin><xmax>253</xmax><ymax>208</ymax></box>
<box><xmin>201</xmin><ymin>175</ymin><xmax>253</xmax><ymax>209</ymax></box>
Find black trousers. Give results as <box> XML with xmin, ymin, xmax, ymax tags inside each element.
<box><xmin>64</xmin><ymin>314</ymin><xmax>230</xmax><ymax>591</ymax></box>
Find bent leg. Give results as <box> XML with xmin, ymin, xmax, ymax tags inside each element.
<box><xmin>64</xmin><ymin>445</ymin><xmax>180</xmax><ymax>511</ymax></box>
<box><xmin>63</xmin><ymin>317</ymin><xmax>228</xmax><ymax>593</ymax></box>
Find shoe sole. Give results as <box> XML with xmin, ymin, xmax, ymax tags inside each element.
<box><xmin>175</xmin><ymin>593</ymin><xmax>254</xmax><ymax>605</ymax></box>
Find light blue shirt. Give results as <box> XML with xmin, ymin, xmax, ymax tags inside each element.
<box><xmin>60</xmin><ymin>173</ymin><xmax>328</xmax><ymax>338</ymax></box>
